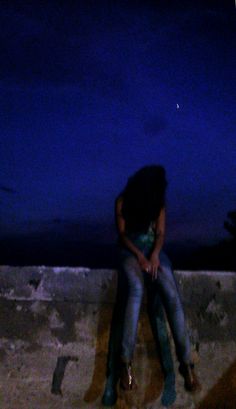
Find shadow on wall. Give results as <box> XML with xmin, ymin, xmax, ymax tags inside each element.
<box><xmin>0</xmin><ymin>295</ymin><xmax>164</xmax><ymax>406</ymax></box>
<box><xmin>83</xmin><ymin>303</ymin><xmax>164</xmax><ymax>407</ymax></box>
<box><xmin>197</xmin><ymin>359</ymin><xmax>236</xmax><ymax>409</ymax></box>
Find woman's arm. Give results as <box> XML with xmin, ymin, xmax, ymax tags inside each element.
<box><xmin>149</xmin><ymin>207</ymin><xmax>166</xmax><ymax>278</ymax></box>
<box><xmin>115</xmin><ymin>196</ymin><xmax>151</xmax><ymax>271</ymax></box>
<box><xmin>152</xmin><ymin>207</ymin><xmax>166</xmax><ymax>257</ymax></box>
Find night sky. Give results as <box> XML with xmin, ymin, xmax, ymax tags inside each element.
<box><xmin>1</xmin><ymin>0</ymin><xmax>236</xmax><ymax>261</ymax></box>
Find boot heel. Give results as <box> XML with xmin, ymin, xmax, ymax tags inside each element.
<box><xmin>179</xmin><ymin>363</ymin><xmax>201</xmax><ymax>393</ymax></box>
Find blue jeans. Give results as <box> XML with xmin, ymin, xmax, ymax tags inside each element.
<box><xmin>105</xmin><ymin>235</ymin><xmax>190</xmax><ymax>382</ymax></box>
<box><xmin>119</xmin><ymin>247</ymin><xmax>191</xmax><ymax>365</ymax></box>
<box><xmin>107</xmin><ymin>235</ymin><xmax>191</xmax><ymax>383</ymax></box>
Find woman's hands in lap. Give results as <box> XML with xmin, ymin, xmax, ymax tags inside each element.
<box><xmin>149</xmin><ymin>252</ymin><xmax>162</xmax><ymax>280</ymax></box>
<box><xmin>137</xmin><ymin>253</ymin><xmax>151</xmax><ymax>273</ymax></box>
<box><xmin>137</xmin><ymin>252</ymin><xmax>162</xmax><ymax>280</ymax></box>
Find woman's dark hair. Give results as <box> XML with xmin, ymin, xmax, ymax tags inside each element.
<box><xmin>121</xmin><ymin>165</ymin><xmax>167</xmax><ymax>232</ymax></box>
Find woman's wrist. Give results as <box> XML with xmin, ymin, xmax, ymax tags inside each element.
<box><xmin>151</xmin><ymin>249</ymin><xmax>160</xmax><ymax>258</ymax></box>
<box><xmin>136</xmin><ymin>251</ymin><xmax>144</xmax><ymax>261</ymax></box>
<box><xmin>120</xmin><ymin>233</ymin><xmax>144</xmax><ymax>260</ymax></box>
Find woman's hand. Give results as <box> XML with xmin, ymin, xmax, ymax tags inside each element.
<box><xmin>137</xmin><ymin>253</ymin><xmax>151</xmax><ymax>273</ymax></box>
<box><xmin>149</xmin><ymin>252</ymin><xmax>162</xmax><ymax>280</ymax></box>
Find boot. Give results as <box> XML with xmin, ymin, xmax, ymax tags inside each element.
<box><xmin>161</xmin><ymin>372</ymin><xmax>176</xmax><ymax>407</ymax></box>
<box><xmin>179</xmin><ymin>363</ymin><xmax>201</xmax><ymax>393</ymax></box>
<box><xmin>101</xmin><ymin>376</ymin><xmax>118</xmax><ymax>406</ymax></box>
<box><xmin>119</xmin><ymin>361</ymin><xmax>137</xmax><ymax>391</ymax></box>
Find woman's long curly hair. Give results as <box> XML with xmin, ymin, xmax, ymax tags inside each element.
<box><xmin>121</xmin><ymin>165</ymin><xmax>167</xmax><ymax>233</ymax></box>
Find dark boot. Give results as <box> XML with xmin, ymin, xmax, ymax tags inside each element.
<box><xmin>161</xmin><ymin>372</ymin><xmax>176</xmax><ymax>407</ymax></box>
<box><xmin>179</xmin><ymin>363</ymin><xmax>201</xmax><ymax>393</ymax></box>
<box><xmin>102</xmin><ymin>376</ymin><xmax>118</xmax><ymax>406</ymax></box>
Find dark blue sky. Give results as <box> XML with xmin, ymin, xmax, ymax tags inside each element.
<box><xmin>0</xmin><ymin>0</ymin><xmax>236</xmax><ymax>246</ymax></box>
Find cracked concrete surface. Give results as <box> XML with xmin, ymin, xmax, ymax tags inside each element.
<box><xmin>0</xmin><ymin>266</ymin><xmax>236</xmax><ymax>408</ymax></box>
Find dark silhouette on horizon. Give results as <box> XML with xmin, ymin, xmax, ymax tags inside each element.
<box><xmin>0</xmin><ymin>209</ymin><xmax>235</xmax><ymax>270</ymax></box>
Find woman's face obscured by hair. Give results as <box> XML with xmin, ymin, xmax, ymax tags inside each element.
<box><xmin>134</xmin><ymin>165</ymin><xmax>166</xmax><ymax>193</ymax></box>
<box><xmin>122</xmin><ymin>165</ymin><xmax>167</xmax><ymax>231</ymax></box>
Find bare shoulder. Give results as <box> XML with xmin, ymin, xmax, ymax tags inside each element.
<box><xmin>160</xmin><ymin>207</ymin><xmax>166</xmax><ymax>217</ymax></box>
<box><xmin>154</xmin><ymin>207</ymin><xmax>166</xmax><ymax>233</ymax></box>
<box><xmin>115</xmin><ymin>194</ymin><xmax>125</xmax><ymax>231</ymax></box>
<box><xmin>158</xmin><ymin>207</ymin><xmax>166</xmax><ymax>221</ymax></box>
<box><xmin>115</xmin><ymin>194</ymin><xmax>123</xmax><ymax>212</ymax></box>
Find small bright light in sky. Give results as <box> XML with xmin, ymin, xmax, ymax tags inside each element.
<box><xmin>176</xmin><ymin>103</ymin><xmax>180</xmax><ymax>110</ymax></box>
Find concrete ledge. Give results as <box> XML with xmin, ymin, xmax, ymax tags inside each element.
<box><xmin>1</xmin><ymin>265</ymin><xmax>236</xmax><ymax>300</ymax></box>
<box><xmin>0</xmin><ymin>266</ymin><xmax>236</xmax><ymax>342</ymax></box>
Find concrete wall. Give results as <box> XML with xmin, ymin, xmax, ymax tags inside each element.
<box><xmin>1</xmin><ymin>266</ymin><xmax>236</xmax><ymax>343</ymax></box>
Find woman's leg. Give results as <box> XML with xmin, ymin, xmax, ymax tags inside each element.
<box><xmin>155</xmin><ymin>252</ymin><xmax>191</xmax><ymax>365</ymax></box>
<box><xmin>120</xmin><ymin>252</ymin><xmax>145</xmax><ymax>363</ymax></box>
<box><xmin>102</xmin><ymin>266</ymin><xmax>129</xmax><ymax>405</ymax></box>
<box><xmin>155</xmin><ymin>252</ymin><xmax>201</xmax><ymax>392</ymax></box>
<box><xmin>104</xmin><ymin>250</ymin><xmax>144</xmax><ymax>384</ymax></box>
<box><xmin>145</xmin><ymin>277</ymin><xmax>176</xmax><ymax>406</ymax></box>
<box><xmin>146</xmin><ymin>279</ymin><xmax>174</xmax><ymax>375</ymax></box>
<box><xmin>105</xmin><ymin>269</ymin><xmax>128</xmax><ymax>381</ymax></box>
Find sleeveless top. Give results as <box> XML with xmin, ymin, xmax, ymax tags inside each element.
<box><xmin>126</xmin><ymin>221</ymin><xmax>156</xmax><ymax>251</ymax></box>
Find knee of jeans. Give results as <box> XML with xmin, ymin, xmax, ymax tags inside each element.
<box><xmin>129</xmin><ymin>280</ymin><xmax>144</xmax><ymax>299</ymax></box>
<box><xmin>159</xmin><ymin>263</ymin><xmax>173</xmax><ymax>279</ymax></box>
<box><xmin>159</xmin><ymin>251</ymin><xmax>172</xmax><ymax>269</ymax></box>
<box><xmin>167</xmin><ymin>292</ymin><xmax>181</xmax><ymax>312</ymax></box>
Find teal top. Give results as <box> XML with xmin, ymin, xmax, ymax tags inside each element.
<box><xmin>126</xmin><ymin>222</ymin><xmax>156</xmax><ymax>252</ymax></box>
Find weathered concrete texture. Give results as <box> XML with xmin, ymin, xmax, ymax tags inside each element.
<box><xmin>0</xmin><ymin>266</ymin><xmax>115</xmax><ymax>302</ymax></box>
<box><xmin>0</xmin><ymin>266</ymin><xmax>236</xmax><ymax>408</ymax></box>
<box><xmin>1</xmin><ymin>266</ymin><xmax>236</xmax><ymax>343</ymax></box>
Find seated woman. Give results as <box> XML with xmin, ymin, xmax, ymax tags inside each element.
<box><xmin>102</xmin><ymin>165</ymin><xmax>200</xmax><ymax>406</ymax></box>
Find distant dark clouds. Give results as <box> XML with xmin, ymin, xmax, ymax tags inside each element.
<box><xmin>0</xmin><ymin>185</ymin><xmax>16</xmax><ymax>194</ymax></box>
<box><xmin>143</xmin><ymin>115</ymin><xmax>168</xmax><ymax>136</ymax></box>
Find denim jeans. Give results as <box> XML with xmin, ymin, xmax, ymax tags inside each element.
<box><xmin>120</xmin><ymin>244</ymin><xmax>191</xmax><ymax>363</ymax></box>
<box><xmin>105</xmin><ymin>233</ymin><xmax>191</xmax><ymax>382</ymax></box>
